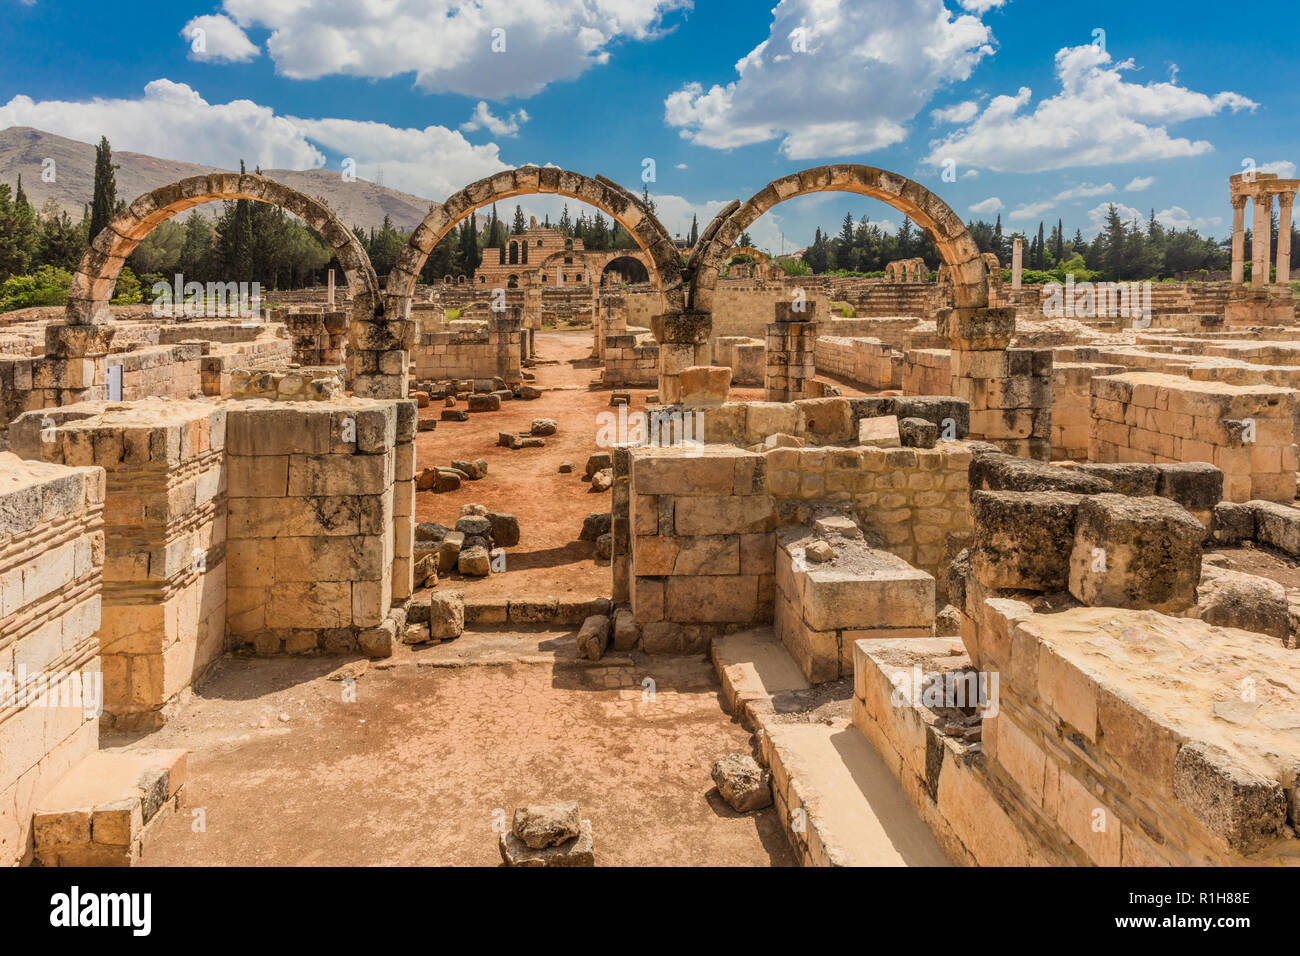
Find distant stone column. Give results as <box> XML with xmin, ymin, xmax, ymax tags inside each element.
<box><xmin>1252</xmin><ymin>192</ymin><xmax>1272</xmax><ymax>288</ymax></box>
<box><xmin>764</xmin><ymin>300</ymin><xmax>818</xmax><ymax>402</ymax></box>
<box><xmin>1277</xmin><ymin>195</ymin><xmax>1294</xmax><ymax>286</ymax></box>
<box><xmin>1230</xmin><ymin>196</ymin><xmax>1247</xmax><ymax>285</ymax></box>
<box><xmin>1011</xmin><ymin>238</ymin><xmax>1023</xmax><ymax>290</ymax></box>
<box><xmin>327</xmin><ymin>269</ymin><xmax>335</xmax><ymax>307</ymax></box>
<box><xmin>653</xmin><ymin>311</ymin><xmax>712</xmax><ymax>403</ymax></box>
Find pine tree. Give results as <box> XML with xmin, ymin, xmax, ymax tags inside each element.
<box><xmin>688</xmin><ymin>214</ymin><xmax>699</xmax><ymax>248</ymax></box>
<box><xmin>1055</xmin><ymin>218</ymin><xmax>1064</xmax><ymax>265</ymax></box>
<box><xmin>1036</xmin><ymin>222</ymin><xmax>1045</xmax><ymax>269</ymax></box>
<box><xmin>992</xmin><ymin>215</ymin><xmax>1004</xmax><ymax>263</ymax></box>
<box><xmin>89</xmin><ymin>136</ymin><xmax>118</xmax><ymax>242</ymax></box>
<box><xmin>511</xmin><ymin>204</ymin><xmax>527</xmax><ymax>235</ymax></box>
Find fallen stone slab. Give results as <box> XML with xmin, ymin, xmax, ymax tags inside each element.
<box><xmin>417</xmin><ymin>418</ymin><xmax>438</xmax><ymax>432</ymax></box>
<box><xmin>440</xmin><ymin>409</ymin><xmax>469</xmax><ymax>422</ymax></box>
<box><xmin>487</xmin><ymin>512</ymin><xmax>520</xmax><ymax>547</ymax></box>
<box><xmin>468</xmin><ymin>394</ymin><xmax>501</xmax><ymax>412</ymax></box>
<box><xmin>429</xmin><ymin>590</ymin><xmax>465</xmax><ymax>640</ymax></box>
<box><xmin>711</xmin><ymin>753</ymin><xmax>773</xmax><ymax>812</ymax></box>
<box><xmin>458</xmin><ymin>544</ymin><xmax>491</xmax><ymax>576</ymax></box>
<box><xmin>451</xmin><ymin>458</ymin><xmax>488</xmax><ymax>480</ymax></box>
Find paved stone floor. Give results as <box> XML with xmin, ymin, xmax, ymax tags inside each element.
<box><xmin>116</xmin><ymin>629</ymin><xmax>796</xmax><ymax>866</ymax></box>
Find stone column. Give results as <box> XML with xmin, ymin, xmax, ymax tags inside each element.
<box><xmin>491</xmin><ymin>306</ymin><xmax>524</xmax><ymax>384</ymax></box>
<box><xmin>1277</xmin><ymin>195</ymin><xmax>1293</xmax><ymax>286</ymax></box>
<box><xmin>1252</xmin><ymin>192</ymin><xmax>1272</xmax><ymax>288</ymax></box>
<box><xmin>942</xmin><ymin>306</ymin><xmax>1052</xmax><ymax>460</ymax></box>
<box><xmin>327</xmin><ymin>269</ymin><xmax>335</xmax><ymax>307</ymax></box>
<box><xmin>1231</xmin><ymin>196</ymin><xmax>1247</xmax><ymax>285</ymax></box>
<box><xmin>1011</xmin><ymin>238</ymin><xmax>1023</xmax><ymax>290</ymax></box>
<box><xmin>764</xmin><ymin>300</ymin><xmax>819</xmax><ymax>402</ymax></box>
<box><xmin>653</xmin><ymin>311</ymin><xmax>712</xmax><ymax>404</ymax></box>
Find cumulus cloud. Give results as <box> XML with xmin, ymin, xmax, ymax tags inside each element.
<box><xmin>1155</xmin><ymin>205</ymin><xmax>1222</xmax><ymax>231</ymax></box>
<box><xmin>1009</xmin><ymin>200</ymin><xmax>1053</xmax><ymax>220</ymax></box>
<box><xmin>180</xmin><ymin>14</ymin><xmax>260</xmax><ymax>63</ymax></box>
<box><xmin>957</xmin><ymin>0</ymin><xmax>1007</xmax><ymax>11</ymax></box>
<box><xmin>1125</xmin><ymin>175</ymin><xmax>1155</xmax><ymax>191</ymax></box>
<box><xmin>925</xmin><ymin>44</ymin><xmax>1256</xmax><ymax>173</ymax></box>
<box><xmin>460</xmin><ymin>101</ymin><xmax>529</xmax><ymax>137</ymax></box>
<box><xmin>212</xmin><ymin>0</ymin><xmax>687</xmax><ymax>99</ymax></box>
<box><xmin>932</xmin><ymin>100</ymin><xmax>979</xmax><ymax>125</ymax></box>
<box><xmin>1085</xmin><ymin>201</ymin><xmax>1143</xmax><ymax>235</ymax></box>
<box><xmin>0</xmin><ymin>80</ymin><xmax>510</xmax><ymax>199</ymax></box>
<box><xmin>1054</xmin><ymin>181</ymin><xmax>1114</xmax><ymax>201</ymax></box>
<box><xmin>969</xmin><ymin>196</ymin><xmax>1003</xmax><ymax>213</ymax></box>
<box><xmin>664</xmin><ymin>0</ymin><xmax>998</xmax><ymax>159</ymax></box>
<box><xmin>1260</xmin><ymin>160</ymin><xmax>1298</xmax><ymax>178</ymax></box>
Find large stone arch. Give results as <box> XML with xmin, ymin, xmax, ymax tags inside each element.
<box><xmin>686</xmin><ymin>165</ymin><xmax>989</xmax><ymax>312</ymax></box>
<box><xmin>66</xmin><ymin>173</ymin><xmax>380</xmax><ymax>325</ymax></box>
<box><xmin>387</xmin><ymin>166</ymin><xmax>684</xmax><ymax>319</ymax></box>
<box><xmin>62</xmin><ymin>173</ymin><xmax>405</xmax><ymax>397</ymax></box>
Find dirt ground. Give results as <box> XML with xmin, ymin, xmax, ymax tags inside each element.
<box><xmin>412</xmin><ymin>329</ymin><xmax>772</xmax><ymax>601</ymax></box>
<box><xmin>1205</xmin><ymin>541</ymin><xmax>1300</xmax><ymax>591</ymax></box>
<box><xmin>118</xmin><ymin>630</ymin><xmax>795</xmax><ymax>866</ymax></box>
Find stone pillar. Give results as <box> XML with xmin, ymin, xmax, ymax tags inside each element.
<box><xmin>1011</xmin><ymin>238</ymin><xmax>1023</xmax><ymax>290</ymax></box>
<box><xmin>284</xmin><ymin>308</ymin><xmax>347</xmax><ymax>367</ymax></box>
<box><xmin>598</xmin><ymin>295</ymin><xmax>627</xmax><ymax>364</ymax></box>
<box><xmin>764</xmin><ymin>300</ymin><xmax>819</xmax><ymax>403</ymax></box>
<box><xmin>347</xmin><ymin>292</ymin><xmax>411</xmax><ymax>399</ymax></box>
<box><xmin>327</xmin><ymin>269</ymin><xmax>335</xmax><ymax>307</ymax></box>
<box><xmin>653</xmin><ymin>311</ymin><xmax>712</xmax><ymax>404</ymax></box>
<box><xmin>1277</xmin><ymin>195</ymin><xmax>1293</xmax><ymax>286</ymax></box>
<box><xmin>1252</xmin><ymin>192</ymin><xmax>1272</xmax><ymax>288</ymax></box>
<box><xmin>491</xmin><ymin>306</ymin><xmax>524</xmax><ymax>384</ymax></box>
<box><xmin>941</xmin><ymin>306</ymin><xmax>1051</xmax><ymax>460</ymax></box>
<box><xmin>12</xmin><ymin>401</ymin><xmax>228</xmax><ymax>730</ymax></box>
<box><xmin>1231</xmin><ymin>196</ymin><xmax>1247</xmax><ymax>286</ymax></box>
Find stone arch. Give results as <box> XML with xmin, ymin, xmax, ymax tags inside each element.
<box><xmin>536</xmin><ymin>247</ymin><xmax>593</xmax><ymax>285</ymax></box>
<box><xmin>66</xmin><ymin>172</ymin><xmax>381</xmax><ymax>327</ymax></box>
<box><xmin>686</xmin><ymin>165</ymin><xmax>988</xmax><ymax>311</ymax></box>
<box><xmin>387</xmin><ymin>166</ymin><xmax>684</xmax><ymax>318</ymax></box>
<box><xmin>598</xmin><ymin>253</ymin><xmax>651</xmax><ymax>285</ymax></box>
<box><xmin>885</xmin><ymin>257</ymin><xmax>927</xmax><ymax>282</ymax></box>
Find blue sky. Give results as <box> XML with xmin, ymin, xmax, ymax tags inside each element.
<box><xmin>0</xmin><ymin>0</ymin><xmax>1295</xmax><ymax>252</ymax></box>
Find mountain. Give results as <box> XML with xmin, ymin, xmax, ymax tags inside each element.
<box><xmin>0</xmin><ymin>127</ymin><xmax>436</xmax><ymax>231</ymax></box>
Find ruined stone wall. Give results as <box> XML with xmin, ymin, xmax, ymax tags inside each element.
<box><xmin>223</xmin><ymin>398</ymin><xmax>414</xmax><ymax>656</ymax></box>
<box><xmin>902</xmin><ymin>349</ymin><xmax>950</xmax><ymax>396</ymax></box>
<box><xmin>1051</xmin><ymin>363</ymin><xmax>1126</xmax><ymax>461</ymax></box>
<box><xmin>711</xmin><ymin>288</ymin><xmax>833</xmax><ymax>340</ymax></box>
<box><xmin>11</xmin><ymin>401</ymin><xmax>228</xmax><ymax>730</ymax></box>
<box><xmin>0</xmin><ymin>455</ymin><xmax>103</xmax><ymax>865</ymax></box>
<box><xmin>712</xmin><ymin>337</ymin><xmax>765</xmax><ymax>386</ymax></box>
<box><xmin>602</xmin><ymin>333</ymin><xmax>659</xmax><ymax>386</ymax></box>
<box><xmin>1089</xmin><ymin>372</ymin><xmax>1297</xmax><ymax>502</ymax></box>
<box><xmin>410</xmin><ymin>314</ymin><xmax>522</xmax><ymax>383</ymax></box>
<box><xmin>815</xmin><ymin>336</ymin><xmax>899</xmax><ymax>389</ymax></box>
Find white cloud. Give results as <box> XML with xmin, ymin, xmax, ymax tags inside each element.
<box><xmin>0</xmin><ymin>80</ymin><xmax>510</xmax><ymax>199</ymax></box>
<box><xmin>1054</xmin><ymin>181</ymin><xmax>1114</xmax><ymax>201</ymax></box>
<box><xmin>1009</xmin><ymin>200</ymin><xmax>1053</xmax><ymax>220</ymax></box>
<box><xmin>969</xmin><ymin>196</ymin><xmax>1003</xmax><ymax>213</ymax></box>
<box><xmin>960</xmin><ymin>168</ymin><xmax>979</xmax><ymax>179</ymax></box>
<box><xmin>957</xmin><ymin>0</ymin><xmax>1007</xmax><ymax>11</ymax></box>
<box><xmin>460</xmin><ymin>101</ymin><xmax>529</xmax><ymax>137</ymax></box>
<box><xmin>932</xmin><ymin>100</ymin><xmax>979</xmax><ymax>125</ymax></box>
<box><xmin>1154</xmin><ymin>206</ymin><xmax>1222</xmax><ymax>231</ymax></box>
<box><xmin>1260</xmin><ymin>160</ymin><xmax>1297</xmax><ymax>178</ymax></box>
<box><xmin>1085</xmin><ymin>201</ymin><xmax>1143</xmax><ymax>235</ymax></box>
<box><xmin>180</xmin><ymin>14</ymin><xmax>259</xmax><ymax>63</ymax></box>
<box><xmin>665</xmin><ymin>0</ymin><xmax>998</xmax><ymax>158</ymax></box>
<box><xmin>215</xmin><ymin>0</ymin><xmax>687</xmax><ymax>99</ymax></box>
<box><xmin>1125</xmin><ymin>175</ymin><xmax>1155</xmax><ymax>191</ymax></box>
<box><xmin>674</xmin><ymin>163</ymin><xmax>688</xmax><ymax>169</ymax></box>
<box><xmin>925</xmin><ymin>44</ymin><xmax>1256</xmax><ymax>173</ymax></box>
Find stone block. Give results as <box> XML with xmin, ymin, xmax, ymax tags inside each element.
<box><xmin>971</xmin><ymin>491</ymin><xmax>1082</xmax><ymax>591</ymax></box>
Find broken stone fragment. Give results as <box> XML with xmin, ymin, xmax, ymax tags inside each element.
<box><xmin>415</xmin><ymin>521</ymin><xmax>452</xmax><ymax>542</ymax></box>
<box><xmin>558</xmin><ymin>461</ymin><xmax>575</xmax><ymax>474</ymax></box>
<box><xmin>531</xmin><ymin>418</ymin><xmax>558</xmax><ymax>436</ymax></box>
<box><xmin>499</xmin><ymin>819</ymin><xmax>594</xmax><ymax>866</ymax></box>
<box><xmin>487</xmin><ymin>512</ymin><xmax>520</xmax><ymax>547</ymax></box>
<box><xmin>585</xmin><ymin>452</ymin><xmax>612</xmax><ymax>477</ymax></box>
<box><xmin>580</xmin><ymin>512</ymin><xmax>612</xmax><ymax>541</ymax></box>
<box><xmin>467</xmin><ymin>394</ymin><xmax>501</xmax><ymax>412</ymax></box>
<box><xmin>591</xmin><ymin>468</ymin><xmax>613</xmax><ymax>492</ymax></box>
<box><xmin>433</xmin><ymin>468</ymin><xmax>462</xmax><ymax>492</ymax></box>
<box><xmin>457</xmin><ymin>545</ymin><xmax>491</xmax><ymax>577</ymax></box>
<box><xmin>428</xmin><ymin>590</ymin><xmax>465</xmax><ymax>640</ymax></box>
<box><xmin>576</xmin><ymin>614</ymin><xmax>610</xmax><ymax>660</ymax></box>
<box><xmin>451</xmin><ymin>458</ymin><xmax>488</xmax><ymax>480</ymax></box>
<box><xmin>455</xmin><ymin>515</ymin><xmax>492</xmax><ymax>538</ymax></box>
<box><xmin>417</xmin><ymin>418</ymin><xmax>437</xmax><ymax>432</ymax></box>
<box><xmin>437</xmin><ymin>532</ymin><xmax>464</xmax><ymax>573</ymax></box>
<box><xmin>857</xmin><ymin>414</ymin><xmax>901</xmax><ymax>448</ymax></box>
<box><xmin>805</xmin><ymin>540</ymin><xmax>833</xmax><ymax>563</ymax></box>
<box><xmin>898</xmin><ymin>416</ymin><xmax>938</xmax><ymax>449</ymax></box>
<box><xmin>440</xmin><ymin>409</ymin><xmax>469</xmax><ymax>422</ymax></box>
<box><xmin>459</xmin><ymin>504</ymin><xmax>487</xmax><ymax>517</ymax></box>
<box><xmin>711</xmin><ymin>754</ymin><xmax>773</xmax><ymax>812</ymax></box>
<box><xmin>513</xmin><ymin>802</ymin><xmax>581</xmax><ymax>849</ymax></box>
<box><xmin>595</xmin><ymin>532</ymin><xmax>612</xmax><ymax>560</ymax></box>
<box><xmin>1195</xmin><ymin>565</ymin><xmax>1289</xmax><ymax>641</ymax></box>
